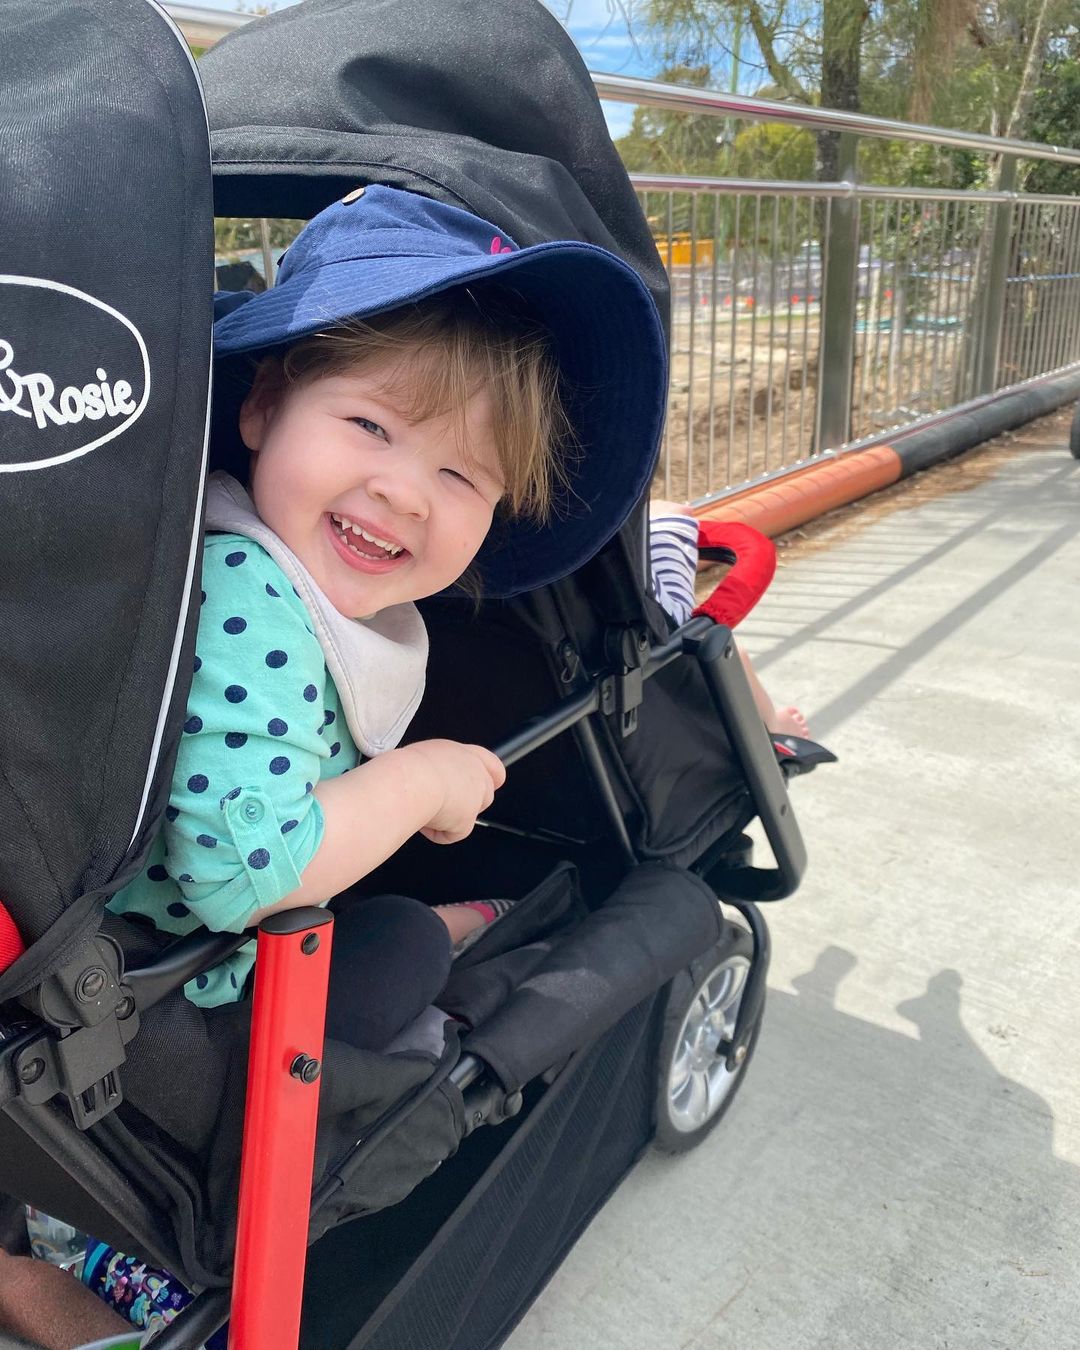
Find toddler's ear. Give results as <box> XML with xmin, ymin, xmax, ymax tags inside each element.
<box><xmin>238</xmin><ymin>360</ymin><xmax>280</xmax><ymax>451</ymax></box>
<box><xmin>238</xmin><ymin>390</ymin><xmax>269</xmax><ymax>452</ymax></box>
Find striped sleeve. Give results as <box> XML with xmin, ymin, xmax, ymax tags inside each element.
<box><xmin>649</xmin><ymin>514</ymin><xmax>700</xmax><ymax>626</ymax></box>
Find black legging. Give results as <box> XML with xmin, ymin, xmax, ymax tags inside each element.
<box><xmin>324</xmin><ymin>895</ymin><xmax>452</xmax><ymax>1052</ymax></box>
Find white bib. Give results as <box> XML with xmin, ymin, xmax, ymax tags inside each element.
<box><xmin>203</xmin><ymin>472</ymin><xmax>428</xmax><ymax>757</ymax></box>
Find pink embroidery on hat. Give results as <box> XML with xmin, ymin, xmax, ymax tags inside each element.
<box><xmin>490</xmin><ymin>236</ymin><xmax>513</xmax><ymax>255</ymax></box>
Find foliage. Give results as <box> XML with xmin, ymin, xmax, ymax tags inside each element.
<box><xmin>731</xmin><ymin>122</ymin><xmax>815</xmax><ymax>180</ymax></box>
<box><xmin>1023</xmin><ymin>29</ymin><xmax>1080</xmax><ymax>196</ymax></box>
<box><xmin>615</xmin><ymin>0</ymin><xmax>1080</xmax><ymax>188</ymax></box>
<box><xmin>616</xmin><ymin>64</ymin><xmax>730</xmax><ymax>175</ymax></box>
<box><xmin>214</xmin><ymin>219</ymin><xmax>302</xmax><ymax>258</ymax></box>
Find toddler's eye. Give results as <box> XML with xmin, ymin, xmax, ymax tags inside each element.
<box><xmin>443</xmin><ymin>468</ymin><xmax>476</xmax><ymax>489</ymax></box>
<box><xmin>351</xmin><ymin>416</ymin><xmax>387</xmax><ymax>440</ymax></box>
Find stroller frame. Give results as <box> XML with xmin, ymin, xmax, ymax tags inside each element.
<box><xmin>1</xmin><ymin>606</ymin><xmax>805</xmax><ymax>1349</ymax></box>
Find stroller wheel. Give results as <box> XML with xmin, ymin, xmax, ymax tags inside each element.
<box><xmin>1070</xmin><ymin>401</ymin><xmax>1080</xmax><ymax>459</ymax></box>
<box><xmin>653</xmin><ymin>925</ymin><xmax>759</xmax><ymax>1154</ymax></box>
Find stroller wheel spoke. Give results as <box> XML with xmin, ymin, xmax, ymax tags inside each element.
<box><xmin>663</xmin><ymin>952</ymin><xmax>754</xmax><ymax>1133</ymax></box>
<box><xmin>671</xmin><ymin>1044</ymin><xmax>693</xmax><ymax>1086</ymax></box>
<box><xmin>683</xmin><ymin>1070</ymin><xmax>709</xmax><ymax>1124</ymax></box>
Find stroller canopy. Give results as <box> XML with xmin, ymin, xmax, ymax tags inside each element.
<box><xmin>202</xmin><ymin>0</ymin><xmax>671</xmax><ymax>597</ymax></box>
<box><xmin>201</xmin><ymin>0</ymin><xmax>670</xmax><ymax>334</ymax></box>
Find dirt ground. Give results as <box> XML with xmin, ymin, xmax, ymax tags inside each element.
<box><xmin>691</xmin><ymin>404</ymin><xmax>1076</xmax><ymax>599</ymax></box>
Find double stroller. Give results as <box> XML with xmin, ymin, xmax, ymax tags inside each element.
<box><xmin>0</xmin><ymin>1</ymin><xmax>826</xmax><ymax>1346</ymax></box>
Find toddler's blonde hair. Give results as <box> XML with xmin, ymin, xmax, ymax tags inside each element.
<box><xmin>250</xmin><ymin>285</ymin><xmax>573</xmax><ymax>523</ymax></box>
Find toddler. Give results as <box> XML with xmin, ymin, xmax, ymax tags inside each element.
<box><xmin>106</xmin><ymin>184</ymin><xmax>667</xmax><ymax>1046</ymax></box>
<box><xmin>0</xmin><ymin>186</ymin><xmax>667</xmax><ymax>1350</ymax></box>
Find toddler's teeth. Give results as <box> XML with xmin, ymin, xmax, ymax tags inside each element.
<box><xmin>330</xmin><ymin>512</ymin><xmax>404</xmax><ymax>557</ymax></box>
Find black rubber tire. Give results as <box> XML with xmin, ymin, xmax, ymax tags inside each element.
<box><xmin>652</xmin><ymin>924</ymin><xmax>761</xmax><ymax>1154</ymax></box>
<box><xmin>1070</xmin><ymin>401</ymin><xmax>1080</xmax><ymax>459</ymax></box>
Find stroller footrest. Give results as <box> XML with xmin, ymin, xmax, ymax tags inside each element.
<box><xmin>462</xmin><ymin>862</ymin><xmax>724</xmax><ymax>1093</ymax></box>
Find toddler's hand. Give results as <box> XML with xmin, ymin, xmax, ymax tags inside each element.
<box><xmin>402</xmin><ymin>739</ymin><xmax>506</xmax><ymax>845</ymax></box>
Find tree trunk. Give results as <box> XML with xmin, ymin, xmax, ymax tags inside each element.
<box><xmin>817</xmin><ymin>0</ymin><xmax>866</xmax><ymax>181</ymax></box>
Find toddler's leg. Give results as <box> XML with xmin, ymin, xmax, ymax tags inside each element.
<box><xmin>326</xmin><ymin>895</ymin><xmax>452</xmax><ymax>1052</ymax></box>
<box><xmin>739</xmin><ymin>649</ymin><xmax>809</xmax><ymax>738</ymax></box>
<box><xmin>433</xmin><ymin>899</ymin><xmax>516</xmax><ymax>954</ymax></box>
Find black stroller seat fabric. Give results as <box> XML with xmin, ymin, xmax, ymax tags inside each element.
<box><xmin>0</xmin><ymin>0</ymin><xmax>213</xmax><ymax>978</ymax></box>
<box><xmin>0</xmin><ymin>2</ymin><xmax>808</xmax><ymax>1345</ymax></box>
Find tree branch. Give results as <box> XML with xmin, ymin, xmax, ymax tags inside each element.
<box><xmin>1003</xmin><ymin>0</ymin><xmax>1054</xmax><ymax>143</ymax></box>
<box><xmin>744</xmin><ymin>0</ymin><xmax>812</xmax><ymax>102</ymax></box>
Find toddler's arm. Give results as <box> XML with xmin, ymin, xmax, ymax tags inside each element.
<box><xmin>252</xmin><ymin>738</ymin><xmax>504</xmax><ymax>919</ymax></box>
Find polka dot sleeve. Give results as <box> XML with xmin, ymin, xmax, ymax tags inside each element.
<box><xmin>161</xmin><ymin>537</ymin><xmax>348</xmax><ymax>933</ymax></box>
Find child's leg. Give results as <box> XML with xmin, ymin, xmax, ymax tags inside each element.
<box><xmin>0</xmin><ymin>1249</ymin><xmax>130</xmax><ymax>1350</ymax></box>
<box><xmin>435</xmin><ymin>904</ymin><xmax>487</xmax><ymax>945</ymax></box>
<box><xmin>739</xmin><ymin>648</ymin><xmax>809</xmax><ymax>738</ymax></box>
<box><xmin>326</xmin><ymin>895</ymin><xmax>453</xmax><ymax>1052</ymax></box>
<box><xmin>432</xmin><ymin>900</ymin><xmax>515</xmax><ymax>945</ymax></box>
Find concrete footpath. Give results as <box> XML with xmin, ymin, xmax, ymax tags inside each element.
<box><xmin>507</xmin><ymin>428</ymin><xmax>1080</xmax><ymax>1349</ymax></box>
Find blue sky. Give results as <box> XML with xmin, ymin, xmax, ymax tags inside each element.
<box><xmin>181</xmin><ymin>0</ymin><xmax>669</xmax><ymax>139</ymax></box>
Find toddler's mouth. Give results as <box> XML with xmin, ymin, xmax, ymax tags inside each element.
<box><xmin>328</xmin><ymin>512</ymin><xmax>409</xmax><ymax>564</ymax></box>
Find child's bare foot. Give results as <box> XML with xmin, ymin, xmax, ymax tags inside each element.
<box><xmin>769</xmin><ymin>706</ymin><xmax>809</xmax><ymax>739</ymax></box>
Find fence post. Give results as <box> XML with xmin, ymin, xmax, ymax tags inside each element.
<box><xmin>974</xmin><ymin>154</ymin><xmax>1017</xmax><ymax>396</ymax></box>
<box><xmin>816</xmin><ymin>133</ymin><xmax>860</xmax><ymax>451</ymax></box>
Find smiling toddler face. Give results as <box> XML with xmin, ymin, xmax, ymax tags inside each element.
<box><xmin>240</xmin><ymin>351</ymin><xmax>506</xmax><ymax>617</ymax></box>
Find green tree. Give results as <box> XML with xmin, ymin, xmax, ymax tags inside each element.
<box><xmin>616</xmin><ymin>64</ymin><xmax>729</xmax><ymax>175</ymax></box>
<box><xmin>1023</xmin><ymin>28</ymin><xmax>1080</xmax><ymax>195</ymax></box>
<box><xmin>624</xmin><ymin>0</ymin><xmax>1078</xmax><ymax>183</ymax></box>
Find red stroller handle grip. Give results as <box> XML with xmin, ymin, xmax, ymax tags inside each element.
<box><xmin>692</xmin><ymin>520</ymin><xmax>777</xmax><ymax>628</ymax></box>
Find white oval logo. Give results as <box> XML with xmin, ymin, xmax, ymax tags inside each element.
<box><xmin>0</xmin><ymin>276</ymin><xmax>150</xmax><ymax>473</ymax></box>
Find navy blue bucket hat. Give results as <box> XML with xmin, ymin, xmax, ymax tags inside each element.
<box><xmin>212</xmin><ymin>185</ymin><xmax>667</xmax><ymax>599</ymax></box>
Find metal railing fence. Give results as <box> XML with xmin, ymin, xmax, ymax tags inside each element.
<box><xmin>632</xmin><ymin>175</ymin><xmax>1080</xmax><ymax>502</ymax></box>
<box><xmin>597</xmin><ymin>77</ymin><xmax>1080</xmax><ymax>504</ymax></box>
<box><xmin>215</xmin><ymin>73</ymin><xmax>1080</xmax><ymax>505</ymax></box>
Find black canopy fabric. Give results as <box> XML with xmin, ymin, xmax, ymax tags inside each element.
<box><xmin>0</xmin><ymin>0</ymin><xmax>213</xmax><ymax>993</ymax></box>
<box><xmin>200</xmin><ymin>0</ymin><xmax>669</xmax><ymax>337</ymax></box>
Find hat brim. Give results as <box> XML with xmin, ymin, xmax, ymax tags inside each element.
<box><xmin>213</xmin><ymin>240</ymin><xmax>667</xmax><ymax>599</ymax></box>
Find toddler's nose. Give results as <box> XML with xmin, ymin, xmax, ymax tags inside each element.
<box><xmin>368</xmin><ymin>470</ymin><xmax>428</xmax><ymax>520</ymax></box>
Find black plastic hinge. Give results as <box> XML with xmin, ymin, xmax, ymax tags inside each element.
<box><xmin>15</xmin><ymin>935</ymin><xmax>139</xmax><ymax>1129</ymax></box>
<box><xmin>601</xmin><ymin>624</ymin><xmax>649</xmax><ymax>737</ymax></box>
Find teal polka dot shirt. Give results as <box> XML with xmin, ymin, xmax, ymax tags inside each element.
<box><xmin>109</xmin><ymin>535</ymin><xmax>357</xmax><ymax>1007</ymax></box>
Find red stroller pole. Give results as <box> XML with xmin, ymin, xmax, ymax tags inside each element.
<box><xmin>229</xmin><ymin>908</ymin><xmax>334</xmax><ymax>1350</ymax></box>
